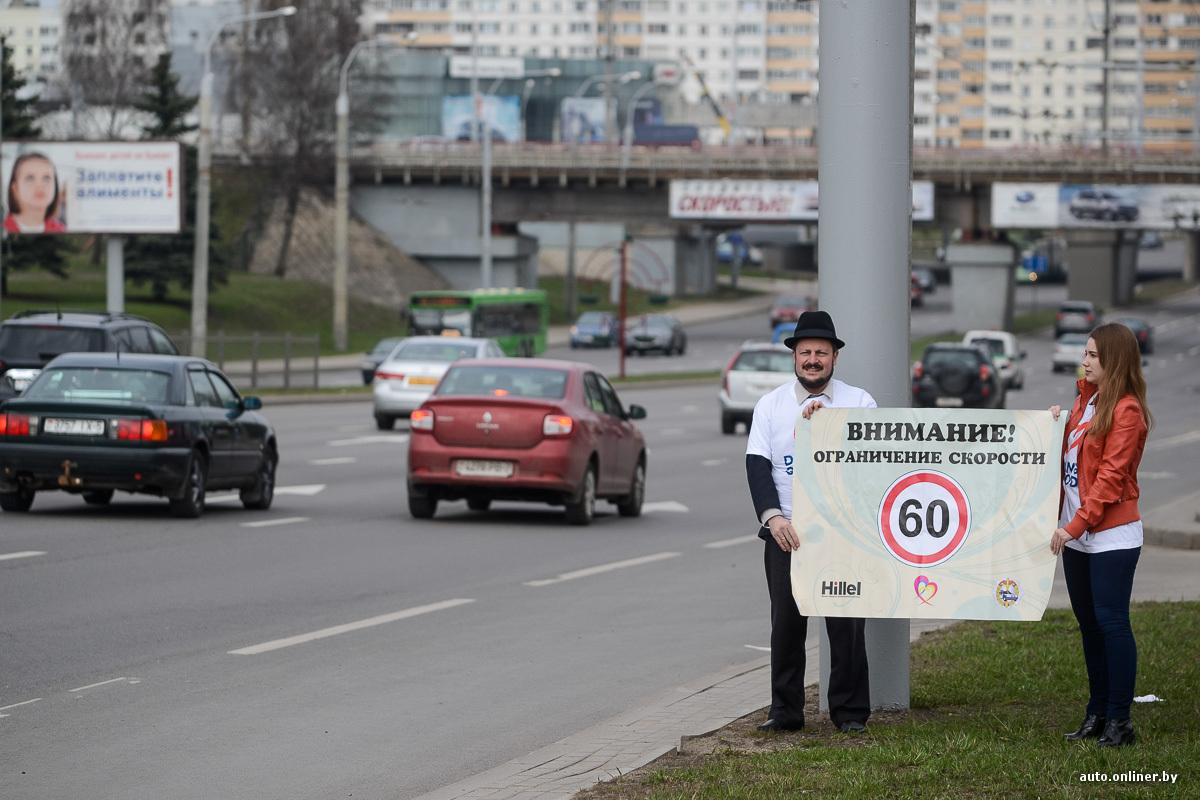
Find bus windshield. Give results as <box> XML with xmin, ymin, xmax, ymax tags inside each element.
<box><xmin>410</xmin><ymin>308</ymin><xmax>472</xmax><ymax>336</ymax></box>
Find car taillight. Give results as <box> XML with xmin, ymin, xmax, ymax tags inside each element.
<box><xmin>0</xmin><ymin>413</ymin><xmax>32</xmax><ymax>436</ymax></box>
<box><xmin>569</xmin><ymin>326</ymin><xmax>579</xmax><ymax>334</ymax></box>
<box><xmin>543</xmin><ymin>415</ymin><xmax>574</xmax><ymax>436</ymax></box>
<box><xmin>913</xmin><ymin>362</ymin><xmax>924</xmax><ymax>379</ymax></box>
<box><xmin>721</xmin><ymin>351</ymin><xmax>740</xmax><ymax>394</ymax></box>
<box><xmin>1055</xmin><ymin>312</ymin><xmax>1064</xmax><ymax>321</ymax></box>
<box><xmin>112</xmin><ymin>419</ymin><xmax>167</xmax><ymax>441</ymax></box>
<box><xmin>980</xmin><ymin>364</ymin><xmax>991</xmax><ymax>381</ymax></box>
<box><xmin>411</xmin><ymin>409</ymin><xmax>434</xmax><ymax>430</ymax></box>
<box><xmin>375</xmin><ymin>371</ymin><xmax>405</xmax><ymax>381</ymax></box>
<box><xmin>1085</xmin><ymin>313</ymin><xmax>1094</xmax><ymax>322</ymax></box>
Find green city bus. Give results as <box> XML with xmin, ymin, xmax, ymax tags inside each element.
<box><xmin>407</xmin><ymin>288</ymin><xmax>549</xmax><ymax>357</ymax></box>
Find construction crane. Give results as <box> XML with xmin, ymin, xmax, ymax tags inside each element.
<box><xmin>681</xmin><ymin>53</ymin><xmax>731</xmax><ymax>140</ymax></box>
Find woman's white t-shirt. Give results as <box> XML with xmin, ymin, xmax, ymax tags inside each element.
<box><xmin>1060</xmin><ymin>395</ymin><xmax>1142</xmax><ymax>553</ymax></box>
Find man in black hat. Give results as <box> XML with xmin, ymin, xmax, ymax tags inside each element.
<box><xmin>745</xmin><ymin>309</ymin><xmax>874</xmax><ymax>734</ymax></box>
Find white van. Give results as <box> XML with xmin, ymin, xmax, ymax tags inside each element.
<box><xmin>962</xmin><ymin>330</ymin><xmax>1025</xmax><ymax>390</ymax></box>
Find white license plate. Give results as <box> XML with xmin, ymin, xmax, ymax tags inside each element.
<box><xmin>935</xmin><ymin>397</ymin><xmax>964</xmax><ymax>408</ymax></box>
<box><xmin>44</xmin><ymin>418</ymin><xmax>105</xmax><ymax>435</ymax></box>
<box><xmin>455</xmin><ymin>459</ymin><xmax>514</xmax><ymax>478</ymax></box>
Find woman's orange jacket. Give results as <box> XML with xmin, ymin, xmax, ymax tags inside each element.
<box><xmin>1058</xmin><ymin>379</ymin><xmax>1148</xmax><ymax>539</ymax></box>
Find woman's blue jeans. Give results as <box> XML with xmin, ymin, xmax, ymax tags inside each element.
<box><xmin>1062</xmin><ymin>545</ymin><xmax>1141</xmax><ymax>720</ymax></box>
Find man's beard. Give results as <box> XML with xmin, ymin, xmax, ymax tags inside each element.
<box><xmin>796</xmin><ymin>363</ymin><xmax>833</xmax><ymax>394</ymax></box>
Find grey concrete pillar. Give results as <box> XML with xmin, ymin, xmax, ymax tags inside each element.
<box><xmin>106</xmin><ymin>236</ymin><xmax>125</xmax><ymax>313</ymax></box>
<box><xmin>945</xmin><ymin>242</ymin><xmax>1018</xmax><ymax>333</ymax></box>
<box><xmin>1183</xmin><ymin>230</ymin><xmax>1199</xmax><ymax>283</ymax></box>
<box><xmin>1065</xmin><ymin>229</ymin><xmax>1137</xmax><ymax>309</ymax></box>
<box><xmin>816</xmin><ymin>0</ymin><xmax>913</xmax><ymax>713</ymax></box>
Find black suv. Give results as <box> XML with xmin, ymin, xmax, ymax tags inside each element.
<box><xmin>0</xmin><ymin>310</ymin><xmax>179</xmax><ymax>397</ymax></box>
<box><xmin>912</xmin><ymin>343</ymin><xmax>1006</xmax><ymax>409</ymax></box>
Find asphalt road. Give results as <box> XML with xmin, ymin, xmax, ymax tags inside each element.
<box><xmin>2</xmin><ymin>286</ymin><xmax>1196</xmax><ymax>800</ymax></box>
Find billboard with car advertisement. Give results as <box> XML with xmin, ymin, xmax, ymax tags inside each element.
<box><xmin>668</xmin><ymin>179</ymin><xmax>935</xmax><ymax>222</ymax></box>
<box><xmin>993</xmin><ymin>182</ymin><xmax>1200</xmax><ymax>230</ymax></box>
<box><xmin>441</xmin><ymin>95</ymin><xmax>521</xmax><ymax>143</ymax></box>
<box><xmin>1</xmin><ymin>141</ymin><xmax>183</xmax><ymax>234</ymax></box>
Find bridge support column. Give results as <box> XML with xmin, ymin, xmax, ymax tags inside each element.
<box><xmin>1064</xmin><ymin>229</ymin><xmax>1139</xmax><ymax>309</ymax></box>
<box><xmin>945</xmin><ymin>242</ymin><xmax>1018</xmax><ymax>333</ymax></box>
<box><xmin>1184</xmin><ymin>230</ymin><xmax>1200</xmax><ymax>283</ymax></box>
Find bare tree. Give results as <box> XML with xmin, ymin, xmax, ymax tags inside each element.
<box><xmin>62</xmin><ymin>0</ymin><xmax>169</xmax><ymax>138</ymax></box>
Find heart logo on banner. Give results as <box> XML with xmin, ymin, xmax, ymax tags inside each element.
<box><xmin>914</xmin><ymin>575</ymin><xmax>938</xmax><ymax>605</ymax></box>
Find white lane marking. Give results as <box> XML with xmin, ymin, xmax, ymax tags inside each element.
<box><xmin>704</xmin><ymin>535</ymin><xmax>760</xmax><ymax>549</ymax></box>
<box><xmin>229</xmin><ymin>598</ymin><xmax>475</xmax><ymax>655</ymax></box>
<box><xmin>336</xmin><ymin>424</ymin><xmax>372</xmax><ymax>432</ymax></box>
<box><xmin>69</xmin><ymin>677</ymin><xmax>129</xmax><ymax>693</ymax></box>
<box><xmin>0</xmin><ymin>698</ymin><xmax>41</xmax><ymax>717</ymax></box>
<box><xmin>241</xmin><ymin>517</ymin><xmax>309</xmax><ymax>528</ymax></box>
<box><xmin>208</xmin><ymin>484</ymin><xmax>327</xmax><ymax>505</ymax></box>
<box><xmin>744</xmin><ymin>645</ymin><xmax>771</xmax><ymax>652</ymax></box>
<box><xmin>0</xmin><ymin>551</ymin><xmax>46</xmax><ymax>563</ymax></box>
<box><xmin>1150</xmin><ymin>430</ymin><xmax>1200</xmax><ymax>450</ymax></box>
<box><xmin>659</xmin><ymin>428</ymin><xmax>686</xmax><ymax>436</ymax></box>
<box><xmin>328</xmin><ymin>434</ymin><xmax>409</xmax><ymax>447</ymax></box>
<box><xmin>1190</xmin><ymin>345</ymin><xmax>1200</xmax><ymax>358</ymax></box>
<box><xmin>643</xmin><ymin>501</ymin><xmax>690</xmax><ymax>514</ymax></box>
<box><xmin>524</xmin><ymin>552</ymin><xmax>681</xmax><ymax>587</ymax></box>
<box><xmin>681</xmin><ymin>405</ymin><xmax>699</xmax><ymax>413</ymax></box>
<box><xmin>309</xmin><ymin>457</ymin><xmax>357</xmax><ymax>465</ymax></box>
<box><xmin>701</xmin><ymin>459</ymin><xmax>726</xmax><ymax>467</ymax></box>
<box><xmin>1140</xmin><ymin>471</ymin><xmax>1177</xmax><ymax>480</ymax></box>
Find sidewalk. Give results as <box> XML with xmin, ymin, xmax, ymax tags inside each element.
<box><xmin>417</xmin><ymin>545</ymin><xmax>1200</xmax><ymax>800</ymax></box>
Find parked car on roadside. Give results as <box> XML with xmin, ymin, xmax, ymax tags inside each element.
<box><xmin>360</xmin><ymin>336</ymin><xmax>406</xmax><ymax>385</ymax></box>
<box><xmin>962</xmin><ymin>330</ymin><xmax>1026</xmax><ymax>390</ymax></box>
<box><xmin>569</xmin><ymin>311</ymin><xmax>621</xmax><ymax>349</ymax></box>
<box><xmin>1054</xmin><ymin>300</ymin><xmax>1098</xmax><ymax>338</ymax></box>
<box><xmin>1052</xmin><ymin>333</ymin><xmax>1090</xmax><ymax>373</ymax></box>
<box><xmin>373</xmin><ymin>336</ymin><xmax>506</xmax><ymax>430</ymax></box>
<box><xmin>624</xmin><ymin>314</ymin><xmax>687</xmax><ymax>356</ymax></box>
<box><xmin>406</xmin><ymin>359</ymin><xmax>648</xmax><ymax>525</ymax></box>
<box><xmin>768</xmin><ymin>295</ymin><xmax>816</xmax><ymax>329</ymax></box>
<box><xmin>0</xmin><ymin>353</ymin><xmax>277</xmax><ymax>517</ymax></box>
<box><xmin>910</xmin><ymin>274</ymin><xmax>925</xmax><ymax>307</ymax></box>
<box><xmin>912</xmin><ymin>343</ymin><xmax>1006</xmax><ymax>409</ymax></box>
<box><xmin>1107</xmin><ymin>316</ymin><xmax>1155</xmax><ymax>354</ymax></box>
<box><xmin>0</xmin><ymin>309</ymin><xmax>179</xmax><ymax>396</ymax></box>
<box><xmin>719</xmin><ymin>342</ymin><xmax>795</xmax><ymax>434</ymax></box>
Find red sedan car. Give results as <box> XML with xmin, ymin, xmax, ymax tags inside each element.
<box><xmin>406</xmin><ymin>359</ymin><xmax>648</xmax><ymax>525</ymax></box>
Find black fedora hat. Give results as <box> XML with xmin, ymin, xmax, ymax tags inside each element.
<box><xmin>783</xmin><ymin>310</ymin><xmax>846</xmax><ymax>351</ymax></box>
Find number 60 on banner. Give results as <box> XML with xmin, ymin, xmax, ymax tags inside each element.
<box><xmin>877</xmin><ymin>470</ymin><xmax>972</xmax><ymax>567</ymax></box>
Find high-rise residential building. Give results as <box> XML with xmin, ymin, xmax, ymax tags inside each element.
<box><xmin>0</xmin><ymin>0</ymin><xmax>62</xmax><ymax>82</ymax></box>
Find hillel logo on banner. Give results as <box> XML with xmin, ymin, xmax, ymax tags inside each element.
<box><xmin>820</xmin><ymin>580</ymin><xmax>862</xmax><ymax>598</ymax></box>
<box><xmin>995</xmin><ymin>578</ymin><xmax>1021</xmax><ymax>608</ymax></box>
<box><xmin>914</xmin><ymin>575</ymin><xmax>938</xmax><ymax>606</ymax></box>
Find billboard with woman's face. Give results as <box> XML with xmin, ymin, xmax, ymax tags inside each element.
<box><xmin>1</xmin><ymin>142</ymin><xmax>183</xmax><ymax>235</ymax></box>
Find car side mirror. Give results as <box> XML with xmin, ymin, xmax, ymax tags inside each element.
<box><xmin>627</xmin><ymin>404</ymin><xmax>647</xmax><ymax>420</ymax></box>
<box><xmin>243</xmin><ymin>396</ymin><xmax>262</xmax><ymax>411</ymax></box>
<box><xmin>1020</xmin><ymin>351</ymin><xmax>1027</xmax><ymax>359</ymax></box>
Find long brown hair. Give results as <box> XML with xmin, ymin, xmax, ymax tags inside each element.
<box><xmin>1088</xmin><ymin>322</ymin><xmax>1153</xmax><ymax>438</ymax></box>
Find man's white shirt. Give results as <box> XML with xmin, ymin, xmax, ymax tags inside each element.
<box><xmin>746</xmin><ymin>378</ymin><xmax>877</xmax><ymax>525</ymax></box>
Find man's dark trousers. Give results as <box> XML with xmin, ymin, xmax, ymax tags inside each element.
<box><xmin>764</xmin><ymin>533</ymin><xmax>870</xmax><ymax>728</ymax></box>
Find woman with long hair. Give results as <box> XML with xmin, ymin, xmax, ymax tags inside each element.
<box><xmin>1050</xmin><ymin>322</ymin><xmax>1153</xmax><ymax>748</ymax></box>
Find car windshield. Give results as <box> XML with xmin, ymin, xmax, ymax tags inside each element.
<box><xmin>370</xmin><ymin>338</ymin><xmax>404</xmax><ymax>356</ymax></box>
<box><xmin>1061</xmin><ymin>304</ymin><xmax>1092</xmax><ymax>313</ymax></box>
<box><xmin>1058</xmin><ymin>334</ymin><xmax>1089</xmax><ymax>345</ymax></box>
<box><xmin>25</xmin><ymin>367</ymin><xmax>172</xmax><ymax>404</ymax></box>
<box><xmin>437</xmin><ymin>366</ymin><xmax>568</xmax><ymax>399</ymax></box>
<box><xmin>924</xmin><ymin>349</ymin><xmax>982</xmax><ymax>369</ymax></box>
<box><xmin>637</xmin><ymin>316</ymin><xmax>673</xmax><ymax>330</ymax></box>
<box><xmin>576</xmin><ymin>312</ymin><xmax>608</xmax><ymax>325</ymax></box>
<box><xmin>0</xmin><ymin>326</ymin><xmax>105</xmax><ymax>360</ymax></box>
<box><xmin>775</xmin><ymin>297</ymin><xmax>808</xmax><ymax>308</ymax></box>
<box><xmin>390</xmin><ymin>340</ymin><xmax>479</xmax><ymax>362</ymax></box>
<box><xmin>967</xmin><ymin>338</ymin><xmax>1005</xmax><ymax>356</ymax></box>
<box><xmin>733</xmin><ymin>350</ymin><xmax>794</xmax><ymax>372</ymax></box>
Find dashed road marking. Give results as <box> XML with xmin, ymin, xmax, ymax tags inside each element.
<box><xmin>69</xmin><ymin>677</ymin><xmax>131</xmax><ymax>694</ymax></box>
<box><xmin>0</xmin><ymin>698</ymin><xmax>41</xmax><ymax>717</ymax></box>
<box><xmin>241</xmin><ymin>517</ymin><xmax>309</xmax><ymax>528</ymax></box>
<box><xmin>1150</xmin><ymin>430</ymin><xmax>1200</xmax><ymax>450</ymax></box>
<box><xmin>642</xmin><ymin>501</ymin><xmax>690</xmax><ymax>514</ymax></box>
<box><xmin>229</xmin><ymin>598</ymin><xmax>475</xmax><ymax>655</ymax></box>
<box><xmin>328</xmin><ymin>434</ymin><xmax>410</xmax><ymax>447</ymax></box>
<box><xmin>0</xmin><ymin>551</ymin><xmax>46</xmax><ymax>563</ymax></box>
<box><xmin>744</xmin><ymin>645</ymin><xmax>771</xmax><ymax>652</ymax></box>
<box><xmin>524</xmin><ymin>552</ymin><xmax>681</xmax><ymax>587</ymax></box>
<box><xmin>701</xmin><ymin>459</ymin><xmax>726</xmax><ymax>467</ymax></box>
<box><xmin>208</xmin><ymin>484</ymin><xmax>326</xmax><ymax>505</ymax></box>
<box><xmin>309</xmin><ymin>457</ymin><xmax>357</xmax><ymax>465</ymax></box>
<box><xmin>704</xmin><ymin>535</ymin><xmax>760</xmax><ymax>549</ymax></box>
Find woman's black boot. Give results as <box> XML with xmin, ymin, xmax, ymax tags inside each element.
<box><xmin>1097</xmin><ymin>718</ymin><xmax>1135</xmax><ymax>747</ymax></box>
<box><xmin>1064</xmin><ymin>714</ymin><xmax>1106</xmax><ymax>741</ymax></box>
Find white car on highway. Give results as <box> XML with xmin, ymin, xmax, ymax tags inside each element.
<box><xmin>372</xmin><ymin>336</ymin><xmax>506</xmax><ymax>429</ymax></box>
<box><xmin>719</xmin><ymin>342</ymin><xmax>795</xmax><ymax>434</ymax></box>
<box><xmin>962</xmin><ymin>330</ymin><xmax>1026</xmax><ymax>390</ymax></box>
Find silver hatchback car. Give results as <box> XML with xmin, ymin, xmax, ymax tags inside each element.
<box><xmin>372</xmin><ymin>336</ymin><xmax>506</xmax><ymax>429</ymax></box>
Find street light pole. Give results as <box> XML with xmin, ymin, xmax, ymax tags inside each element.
<box><xmin>191</xmin><ymin>5</ymin><xmax>296</xmax><ymax>358</ymax></box>
<box><xmin>620</xmin><ymin>79</ymin><xmax>668</xmax><ymax>178</ymax></box>
<box><xmin>571</xmin><ymin>71</ymin><xmax>640</xmax><ymax>145</ymax></box>
<box><xmin>334</xmin><ymin>33</ymin><xmax>417</xmax><ymax>352</ymax></box>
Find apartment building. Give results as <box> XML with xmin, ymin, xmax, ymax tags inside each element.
<box><xmin>0</xmin><ymin>0</ymin><xmax>62</xmax><ymax>82</ymax></box>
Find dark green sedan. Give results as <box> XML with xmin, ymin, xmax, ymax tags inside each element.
<box><xmin>0</xmin><ymin>353</ymin><xmax>278</xmax><ymax>518</ymax></box>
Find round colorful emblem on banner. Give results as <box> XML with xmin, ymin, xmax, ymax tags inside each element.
<box><xmin>877</xmin><ymin>470</ymin><xmax>972</xmax><ymax>567</ymax></box>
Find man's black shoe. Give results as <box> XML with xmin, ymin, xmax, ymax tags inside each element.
<box><xmin>1064</xmin><ymin>714</ymin><xmax>1106</xmax><ymax>741</ymax></box>
<box><xmin>756</xmin><ymin>718</ymin><xmax>803</xmax><ymax>732</ymax></box>
<box><xmin>838</xmin><ymin>720</ymin><xmax>868</xmax><ymax>734</ymax></box>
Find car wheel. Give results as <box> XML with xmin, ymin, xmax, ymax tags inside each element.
<box><xmin>616</xmin><ymin>461</ymin><xmax>645</xmax><ymax>518</ymax></box>
<box><xmin>467</xmin><ymin>497</ymin><xmax>491</xmax><ymax>511</ymax></box>
<box><xmin>240</xmin><ymin>449</ymin><xmax>277</xmax><ymax>510</ymax></box>
<box><xmin>375</xmin><ymin>414</ymin><xmax>395</xmax><ymax>431</ymax></box>
<box><xmin>0</xmin><ymin>487</ymin><xmax>35</xmax><ymax>513</ymax></box>
<box><xmin>83</xmin><ymin>489</ymin><xmax>115</xmax><ymax>506</ymax></box>
<box><xmin>408</xmin><ymin>485</ymin><xmax>437</xmax><ymax>519</ymax></box>
<box><xmin>169</xmin><ymin>453</ymin><xmax>207</xmax><ymax>519</ymax></box>
<box><xmin>564</xmin><ymin>465</ymin><xmax>596</xmax><ymax>526</ymax></box>
<box><xmin>721</xmin><ymin>413</ymin><xmax>736</xmax><ymax>435</ymax></box>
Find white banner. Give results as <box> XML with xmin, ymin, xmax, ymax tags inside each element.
<box><xmin>669</xmin><ymin>179</ymin><xmax>935</xmax><ymax>222</ymax></box>
<box><xmin>1</xmin><ymin>141</ymin><xmax>183</xmax><ymax>235</ymax></box>
<box><xmin>448</xmin><ymin>55</ymin><xmax>525</xmax><ymax>79</ymax></box>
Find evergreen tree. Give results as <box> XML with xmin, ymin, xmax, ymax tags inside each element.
<box><xmin>125</xmin><ymin>52</ymin><xmax>225</xmax><ymax>301</ymax></box>
<box><xmin>1</xmin><ymin>34</ymin><xmax>66</xmax><ymax>297</ymax></box>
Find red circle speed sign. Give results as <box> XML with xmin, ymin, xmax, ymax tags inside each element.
<box><xmin>877</xmin><ymin>470</ymin><xmax>971</xmax><ymax>567</ymax></box>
